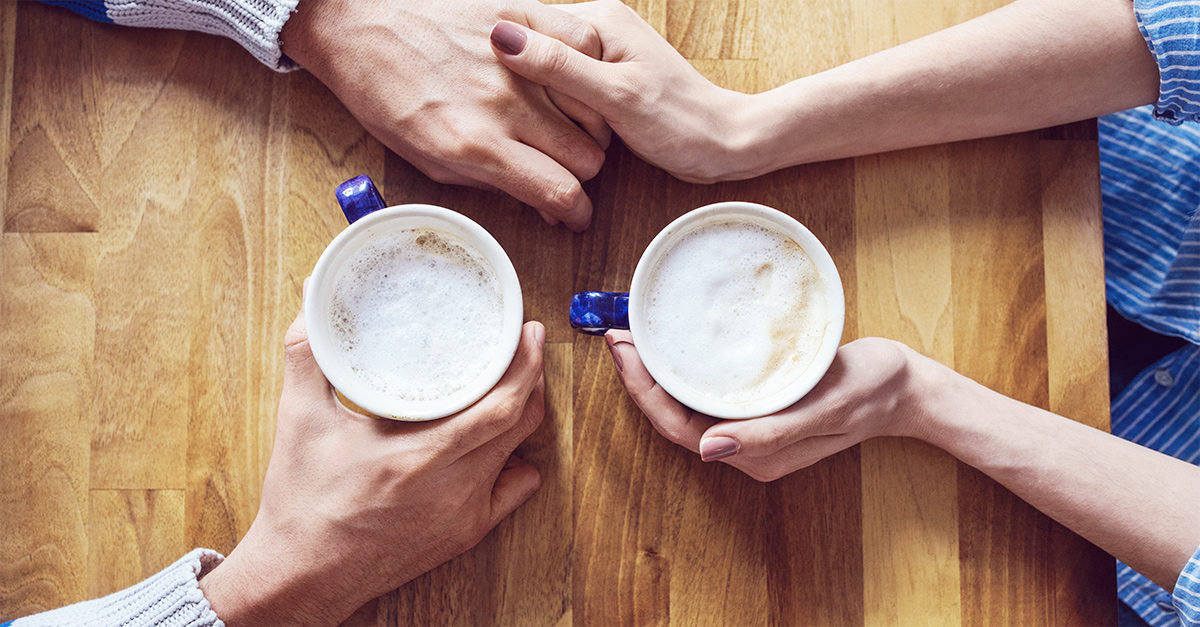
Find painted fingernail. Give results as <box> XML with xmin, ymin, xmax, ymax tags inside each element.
<box><xmin>700</xmin><ymin>436</ymin><xmax>740</xmax><ymax>462</ymax></box>
<box><xmin>605</xmin><ymin>333</ymin><xmax>624</xmax><ymax>373</ymax></box>
<box><xmin>534</xmin><ymin>322</ymin><xmax>546</xmax><ymax>348</ymax></box>
<box><xmin>491</xmin><ymin>22</ymin><xmax>527</xmax><ymax>56</ymax></box>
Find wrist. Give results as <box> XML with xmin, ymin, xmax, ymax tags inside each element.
<box><xmin>886</xmin><ymin>347</ymin><xmax>965</xmax><ymax>443</ymax></box>
<box><xmin>198</xmin><ymin>524</ymin><xmax>359</xmax><ymax>627</ymax></box>
<box><xmin>720</xmin><ymin>91</ymin><xmax>791</xmax><ymax>180</ymax></box>
<box><xmin>280</xmin><ymin>0</ymin><xmax>338</xmax><ymax>73</ymax></box>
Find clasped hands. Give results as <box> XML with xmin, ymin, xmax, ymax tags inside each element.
<box><xmin>280</xmin><ymin>0</ymin><xmax>767</xmax><ymax>233</ymax></box>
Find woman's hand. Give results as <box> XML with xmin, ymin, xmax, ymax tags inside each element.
<box><xmin>490</xmin><ymin>0</ymin><xmax>767</xmax><ymax>184</ymax></box>
<box><xmin>604</xmin><ymin>331</ymin><xmax>931</xmax><ymax>481</ymax></box>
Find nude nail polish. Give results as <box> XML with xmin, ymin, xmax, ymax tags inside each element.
<box><xmin>700</xmin><ymin>436</ymin><xmax>740</xmax><ymax>462</ymax></box>
<box><xmin>491</xmin><ymin>22</ymin><xmax>527</xmax><ymax>56</ymax></box>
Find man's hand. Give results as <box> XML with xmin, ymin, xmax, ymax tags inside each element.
<box><xmin>198</xmin><ymin>304</ymin><xmax>547</xmax><ymax>626</ymax></box>
<box><xmin>282</xmin><ymin>0</ymin><xmax>611</xmax><ymax>231</ymax></box>
<box><xmin>604</xmin><ymin>331</ymin><xmax>927</xmax><ymax>481</ymax></box>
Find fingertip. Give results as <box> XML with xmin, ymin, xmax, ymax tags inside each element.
<box><xmin>604</xmin><ymin>331</ymin><xmax>625</xmax><ymax>374</ymax></box>
<box><xmin>604</xmin><ymin>330</ymin><xmax>639</xmax><ymax>375</ymax></box>
<box><xmin>563</xmin><ymin>196</ymin><xmax>593</xmax><ymax>232</ymax></box>
<box><xmin>532</xmin><ymin>321</ymin><xmax>546</xmax><ymax>349</ymax></box>
<box><xmin>491</xmin><ymin>456</ymin><xmax>542</xmax><ymax>521</ymax></box>
<box><xmin>606</xmin><ymin>329</ymin><xmax>634</xmax><ymax>344</ymax></box>
<box><xmin>596</xmin><ymin>125</ymin><xmax>613</xmax><ymax>151</ymax></box>
<box><xmin>516</xmin><ymin>321</ymin><xmax>546</xmax><ymax>375</ymax></box>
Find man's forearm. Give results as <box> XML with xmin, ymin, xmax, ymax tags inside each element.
<box><xmin>734</xmin><ymin>0</ymin><xmax>1160</xmax><ymax>173</ymax></box>
<box><xmin>908</xmin><ymin>357</ymin><xmax>1200</xmax><ymax>590</ymax></box>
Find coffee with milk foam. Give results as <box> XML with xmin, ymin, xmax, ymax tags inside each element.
<box><xmin>330</xmin><ymin>228</ymin><xmax>504</xmax><ymax>403</ymax></box>
<box><xmin>643</xmin><ymin>220</ymin><xmax>827</xmax><ymax>405</ymax></box>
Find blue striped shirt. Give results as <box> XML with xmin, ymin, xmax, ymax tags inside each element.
<box><xmin>1104</xmin><ymin>1</ymin><xmax>1200</xmax><ymax>624</ymax></box>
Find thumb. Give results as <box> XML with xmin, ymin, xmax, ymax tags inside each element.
<box><xmin>283</xmin><ymin>283</ymin><xmax>335</xmax><ymax>397</ymax></box>
<box><xmin>491</xmin><ymin>21</ymin><xmax>618</xmax><ymax>115</ymax></box>
<box><xmin>699</xmin><ymin>415</ymin><xmax>816</xmax><ymax>462</ymax></box>
<box><xmin>489</xmin><ymin>455</ymin><xmax>542</xmax><ymax>526</ymax></box>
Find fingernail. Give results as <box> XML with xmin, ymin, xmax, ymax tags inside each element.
<box><xmin>700</xmin><ymin>436</ymin><xmax>740</xmax><ymax>462</ymax></box>
<box><xmin>534</xmin><ymin>323</ymin><xmax>546</xmax><ymax>348</ymax></box>
<box><xmin>605</xmin><ymin>333</ymin><xmax>624</xmax><ymax>373</ymax></box>
<box><xmin>491</xmin><ymin>22</ymin><xmax>527</xmax><ymax>56</ymax></box>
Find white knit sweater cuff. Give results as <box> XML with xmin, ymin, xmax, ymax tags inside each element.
<box><xmin>108</xmin><ymin>1</ymin><xmax>300</xmax><ymax>71</ymax></box>
<box><xmin>11</xmin><ymin>549</ymin><xmax>226</xmax><ymax>627</ymax></box>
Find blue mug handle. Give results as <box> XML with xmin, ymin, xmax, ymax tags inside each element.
<box><xmin>336</xmin><ymin>175</ymin><xmax>388</xmax><ymax>224</ymax></box>
<box><xmin>570</xmin><ymin>291</ymin><xmax>630</xmax><ymax>335</ymax></box>
<box><xmin>336</xmin><ymin>176</ymin><xmax>627</xmax><ymax>335</ymax></box>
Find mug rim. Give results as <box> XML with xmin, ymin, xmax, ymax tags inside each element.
<box><xmin>305</xmin><ymin>204</ymin><xmax>524</xmax><ymax>421</ymax></box>
<box><xmin>627</xmin><ymin>201</ymin><xmax>846</xmax><ymax>419</ymax></box>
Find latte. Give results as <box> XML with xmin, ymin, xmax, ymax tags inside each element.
<box><xmin>329</xmin><ymin>228</ymin><xmax>505</xmax><ymax>403</ymax></box>
<box><xmin>642</xmin><ymin>220</ymin><xmax>828</xmax><ymax>405</ymax></box>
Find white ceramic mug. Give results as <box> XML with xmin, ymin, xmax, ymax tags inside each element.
<box><xmin>305</xmin><ymin>176</ymin><xmax>524</xmax><ymax>421</ymax></box>
<box><xmin>570</xmin><ymin>202</ymin><xmax>845</xmax><ymax>419</ymax></box>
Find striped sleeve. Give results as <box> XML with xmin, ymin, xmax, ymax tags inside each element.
<box><xmin>34</xmin><ymin>0</ymin><xmax>299</xmax><ymax>71</ymax></box>
<box><xmin>1177</xmin><ymin>544</ymin><xmax>1200</xmax><ymax>626</ymax></box>
<box><xmin>1135</xmin><ymin>0</ymin><xmax>1200</xmax><ymax>125</ymax></box>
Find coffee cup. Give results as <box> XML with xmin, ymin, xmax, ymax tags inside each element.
<box><xmin>571</xmin><ymin>202</ymin><xmax>844</xmax><ymax>419</ymax></box>
<box><xmin>305</xmin><ymin>176</ymin><xmax>524</xmax><ymax>421</ymax></box>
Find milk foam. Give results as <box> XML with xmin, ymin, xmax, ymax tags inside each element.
<box><xmin>330</xmin><ymin>228</ymin><xmax>504</xmax><ymax>402</ymax></box>
<box><xmin>643</xmin><ymin>220</ymin><xmax>827</xmax><ymax>405</ymax></box>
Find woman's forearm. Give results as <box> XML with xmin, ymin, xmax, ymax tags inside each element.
<box><xmin>736</xmin><ymin>0</ymin><xmax>1160</xmax><ymax>174</ymax></box>
<box><xmin>907</xmin><ymin>357</ymin><xmax>1200</xmax><ymax>590</ymax></box>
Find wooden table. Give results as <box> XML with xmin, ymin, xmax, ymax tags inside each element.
<box><xmin>0</xmin><ymin>0</ymin><xmax>1116</xmax><ymax>624</ymax></box>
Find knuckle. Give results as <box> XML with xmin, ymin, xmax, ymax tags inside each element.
<box><xmin>423</xmin><ymin>167</ymin><xmax>458</xmax><ymax>185</ymax></box>
<box><xmin>282</xmin><ymin>336</ymin><xmax>314</xmax><ymax>370</ymax></box>
<box><xmin>608</xmin><ymin>80</ymin><xmax>642</xmax><ymax>110</ymax></box>
<box><xmin>561</xmin><ymin>20</ymin><xmax>598</xmax><ymax>55</ymax></box>
<box><xmin>543</xmin><ymin>179</ymin><xmax>584</xmax><ymax>216</ymax></box>
<box><xmin>487</xmin><ymin>394</ymin><xmax>526</xmax><ymax>429</ymax></box>
<box><xmin>437</xmin><ymin>130</ymin><xmax>502</xmax><ymax>168</ymax></box>
<box><xmin>539</xmin><ymin>43</ymin><xmax>575</xmax><ymax>78</ymax></box>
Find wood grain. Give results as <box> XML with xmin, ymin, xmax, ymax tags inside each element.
<box><xmin>87</xmin><ymin>490</ymin><xmax>185</xmax><ymax>599</ymax></box>
<box><xmin>0</xmin><ymin>233</ymin><xmax>97</xmax><ymax>617</ymax></box>
<box><xmin>856</xmin><ymin>146</ymin><xmax>961</xmax><ymax>626</ymax></box>
<box><xmin>1040</xmin><ymin>125</ymin><xmax>1119</xmax><ymax>626</ymax></box>
<box><xmin>0</xmin><ymin>1</ymin><xmax>1116</xmax><ymax>625</ymax></box>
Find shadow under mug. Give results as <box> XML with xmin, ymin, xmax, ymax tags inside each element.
<box><xmin>569</xmin><ymin>202</ymin><xmax>846</xmax><ymax>419</ymax></box>
<box><xmin>304</xmin><ymin>176</ymin><xmax>524</xmax><ymax>421</ymax></box>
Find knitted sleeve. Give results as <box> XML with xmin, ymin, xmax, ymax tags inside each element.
<box><xmin>34</xmin><ymin>0</ymin><xmax>300</xmax><ymax>71</ymax></box>
<box><xmin>6</xmin><ymin>549</ymin><xmax>227</xmax><ymax>627</ymax></box>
